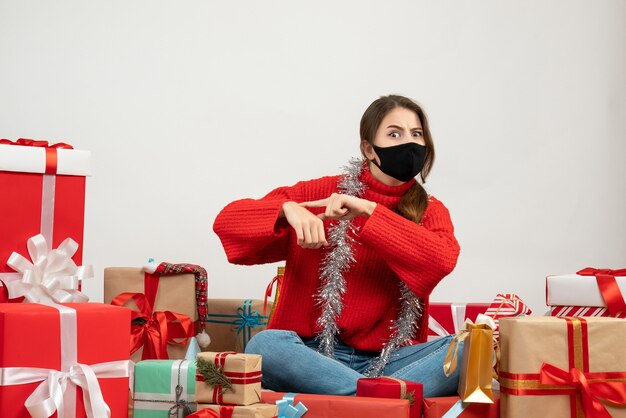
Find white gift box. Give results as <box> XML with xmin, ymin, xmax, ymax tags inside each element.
<box><xmin>546</xmin><ymin>273</ymin><xmax>626</xmax><ymax>307</ymax></box>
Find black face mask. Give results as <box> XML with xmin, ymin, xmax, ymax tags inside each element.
<box><xmin>371</xmin><ymin>142</ymin><xmax>427</xmax><ymax>182</ymax></box>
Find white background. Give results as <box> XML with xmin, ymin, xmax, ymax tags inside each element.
<box><xmin>1</xmin><ymin>1</ymin><xmax>624</xmax><ymax>316</ymax></box>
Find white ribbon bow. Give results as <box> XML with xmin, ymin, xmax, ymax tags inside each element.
<box><xmin>0</xmin><ymin>361</ymin><xmax>130</xmax><ymax>418</ymax></box>
<box><xmin>4</xmin><ymin>234</ymin><xmax>92</xmax><ymax>304</ymax></box>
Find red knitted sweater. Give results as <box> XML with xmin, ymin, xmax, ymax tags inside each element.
<box><xmin>213</xmin><ymin>165</ymin><xmax>460</xmax><ymax>351</ymax></box>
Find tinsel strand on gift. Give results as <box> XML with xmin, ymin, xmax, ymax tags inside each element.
<box><xmin>196</xmin><ymin>357</ymin><xmax>233</xmax><ymax>394</ymax></box>
<box><xmin>315</xmin><ymin>158</ymin><xmax>423</xmax><ymax>374</ymax></box>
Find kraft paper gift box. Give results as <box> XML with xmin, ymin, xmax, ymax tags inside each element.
<box><xmin>195</xmin><ymin>352</ymin><xmax>262</xmax><ymax>406</ymax></box>
<box><xmin>104</xmin><ymin>264</ymin><xmax>201</xmax><ymax>361</ymax></box>
<box><xmin>499</xmin><ymin>316</ymin><xmax>626</xmax><ymax>418</ymax></box>
<box><xmin>204</xmin><ymin>299</ymin><xmax>271</xmax><ymax>353</ymax></box>
<box><xmin>261</xmin><ymin>391</ymin><xmax>410</xmax><ymax>418</ymax></box>
<box><xmin>356</xmin><ymin>377</ymin><xmax>423</xmax><ymax>418</ymax></box>
<box><xmin>423</xmin><ymin>394</ymin><xmax>500</xmax><ymax>418</ymax></box>
<box><xmin>0</xmin><ymin>303</ymin><xmax>131</xmax><ymax>417</ymax></box>
<box><xmin>546</xmin><ymin>268</ymin><xmax>626</xmax><ymax>317</ymax></box>
<box><xmin>0</xmin><ymin>139</ymin><xmax>90</xmax><ymax>297</ymax></box>
<box><xmin>133</xmin><ymin>359</ymin><xmax>197</xmax><ymax>418</ymax></box>
<box><xmin>195</xmin><ymin>404</ymin><xmax>277</xmax><ymax>418</ymax></box>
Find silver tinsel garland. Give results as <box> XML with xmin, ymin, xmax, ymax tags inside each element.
<box><xmin>314</xmin><ymin>158</ymin><xmax>423</xmax><ymax>375</ymax></box>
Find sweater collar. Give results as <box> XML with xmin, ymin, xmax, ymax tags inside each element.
<box><xmin>360</xmin><ymin>162</ymin><xmax>416</xmax><ymax>198</ymax></box>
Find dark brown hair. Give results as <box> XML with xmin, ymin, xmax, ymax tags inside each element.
<box><xmin>360</xmin><ymin>94</ymin><xmax>435</xmax><ymax>224</ymax></box>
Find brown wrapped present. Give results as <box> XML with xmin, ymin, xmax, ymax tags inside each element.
<box><xmin>104</xmin><ymin>264</ymin><xmax>199</xmax><ymax>361</ymax></box>
<box><xmin>195</xmin><ymin>352</ymin><xmax>262</xmax><ymax>406</ymax></box>
<box><xmin>499</xmin><ymin>316</ymin><xmax>626</xmax><ymax>418</ymax></box>
<box><xmin>204</xmin><ymin>299</ymin><xmax>271</xmax><ymax>353</ymax></box>
<box><xmin>196</xmin><ymin>403</ymin><xmax>277</xmax><ymax>418</ymax></box>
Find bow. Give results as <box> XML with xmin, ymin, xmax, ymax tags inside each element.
<box><xmin>168</xmin><ymin>384</ymin><xmax>193</xmax><ymax>417</ymax></box>
<box><xmin>539</xmin><ymin>362</ymin><xmax>626</xmax><ymax>418</ymax></box>
<box><xmin>185</xmin><ymin>409</ymin><xmax>219</xmax><ymax>418</ymax></box>
<box><xmin>111</xmin><ymin>292</ymin><xmax>193</xmax><ymax>359</ymax></box>
<box><xmin>276</xmin><ymin>393</ymin><xmax>308</xmax><ymax>418</ymax></box>
<box><xmin>0</xmin><ymin>138</ymin><xmax>73</xmax><ymax>149</ymax></box>
<box><xmin>5</xmin><ymin>234</ymin><xmax>92</xmax><ymax>304</ymax></box>
<box><xmin>576</xmin><ymin>267</ymin><xmax>626</xmax><ymax>316</ymax></box>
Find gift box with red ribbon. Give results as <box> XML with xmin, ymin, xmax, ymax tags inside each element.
<box><xmin>356</xmin><ymin>377</ymin><xmax>423</xmax><ymax>418</ymax></box>
<box><xmin>195</xmin><ymin>352</ymin><xmax>262</xmax><ymax>406</ymax></box>
<box><xmin>422</xmin><ymin>394</ymin><xmax>500</xmax><ymax>418</ymax></box>
<box><xmin>0</xmin><ymin>303</ymin><xmax>131</xmax><ymax>417</ymax></box>
<box><xmin>499</xmin><ymin>316</ymin><xmax>626</xmax><ymax>418</ymax></box>
<box><xmin>105</xmin><ymin>262</ymin><xmax>208</xmax><ymax>361</ymax></box>
<box><xmin>261</xmin><ymin>391</ymin><xmax>410</xmax><ymax>418</ymax></box>
<box><xmin>0</xmin><ymin>138</ymin><xmax>90</xmax><ymax>300</ymax></box>
<box><xmin>194</xmin><ymin>403</ymin><xmax>277</xmax><ymax>418</ymax></box>
<box><xmin>547</xmin><ymin>268</ymin><xmax>626</xmax><ymax>317</ymax></box>
<box><xmin>427</xmin><ymin>303</ymin><xmax>491</xmax><ymax>341</ymax></box>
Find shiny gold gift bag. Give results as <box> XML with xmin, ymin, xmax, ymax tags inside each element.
<box><xmin>445</xmin><ymin>315</ymin><xmax>496</xmax><ymax>404</ymax></box>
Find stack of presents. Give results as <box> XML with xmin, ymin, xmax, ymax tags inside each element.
<box><xmin>1</xmin><ymin>138</ymin><xmax>625</xmax><ymax>418</ymax></box>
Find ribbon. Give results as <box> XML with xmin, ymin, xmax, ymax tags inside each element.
<box><xmin>263</xmin><ymin>269</ymin><xmax>283</xmax><ymax>316</ymax></box>
<box><xmin>111</xmin><ymin>292</ymin><xmax>193</xmax><ymax>359</ymax></box>
<box><xmin>0</xmin><ymin>138</ymin><xmax>73</xmax><ymax>174</ymax></box>
<box><xmin>187</xmin><ymin>409</ymin><xmax>219</xmax><ymax>418</ymax></box>
<box><xmin>500</xmin><ymin>317</ymin><xmax>626</xmax><ymax>418</ymax></box>
<box><xmin>443</xmin><ymin>314</ymin><xmax>497</xmax><ymax>377</ymax></box>
<box><xmin>0</xmin><ymin>304</ymin><xmax>131</xmax><ymax>418</ymax></box>
<box><xmin>576</xmin><ymin>268</ymin><xmax>626</xmax><ymax>316</ymax></box>
<box><xmin>4</xmin><ymin>234</ymin><xmax>92</xmax><ymax>304</ymax></box>
<box><xmin>205</xmin><ymin>300</ymin><xmax>268</xmax><ymax>351</ymax></box>
<box><xmin>441</xmin><ymin>399</ymin><xmax>469</xmax><ymax>418</ymax></box>
<box><xmin>276</xmin><ymin>393</ymin><xmax>308</xmax><ymax>418</ymax></box>
<box><xmin>428</xmin><ymin>303</ymin><xmax>466</xmax><ymax>339</ymax></box>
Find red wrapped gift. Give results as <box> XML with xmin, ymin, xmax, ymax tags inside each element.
<box><xmin>0</xmin><ymin>139</ymin><xmax>90</xmax><ymax>294</ymax></box>
<box><xmin>356</xmin><ymin>377</ymin><xmax>422</xmax><ymax>418</ymax></box>
<box><xmin>261</xmin><ymin>391</ymin><xmax>410</xmax><ymax>418</ymax></box>
<box><xmin>427</xmin><ymin>303</ymin><xmax>490</xmax><ymax>341</ymax></box>
<box><xmin>423</xmin><ymin>394</ymin><xmax>499</xmax><ymax>418</ymax></box>
<box><xmin>0</xmin><ymin>303</ymin><xmax>131</xmax><ymax>417</ymax></box>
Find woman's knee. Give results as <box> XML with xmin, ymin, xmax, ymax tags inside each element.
<box><xmin>245</xmin><ymin>329</ymin><xmax>301</xmax><ymax>356</ymax></box>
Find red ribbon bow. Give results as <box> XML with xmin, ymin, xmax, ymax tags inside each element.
<box><xmin>576</xmin><ymin>267</ymin><xmax>626</xmax><ymax>316</ymax></box>
<box><xmin>539</xmin><ymin>362</ymin><xmax>626</xmax><ymax>418</ymax></box>
<box><xmin>187</xmin><ymin>409</ymin><xmax>220</xmax><ymax>418</ymax></box>
<box><xmin>111</xmin><ymin>292</ymin><xmax>193</xmax><ymax>359</ymax></box>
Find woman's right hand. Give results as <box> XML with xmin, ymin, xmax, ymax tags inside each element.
<box><xmin>280</xmin><ymin>201</ymin><xmax>329</xmax><ymax>249</ymax></box>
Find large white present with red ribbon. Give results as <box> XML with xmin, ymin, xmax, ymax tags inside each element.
<box><xmin>0</xmin><ymin>138</ymin><xmax>91</xmax><ymax>297</ymax></box>
<box><xmin>0</xmin><ymin>303</ymin><xmax>132</xmax><ymax>417</ymax></box>
<box><xmin>546</xmin><ymin>267</ymin><xmax>626</xmax><ymax>317</ymax></box>
<box><xmin>427</xmin><ymin>294</ymin><xmax>531</xmax><ymax>341</ymax></box>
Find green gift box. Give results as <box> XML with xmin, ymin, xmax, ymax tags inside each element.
<box><xmin>133</xmin><ymin>359</ymin><xmax>197</xmax><ymax>418</ymax></box>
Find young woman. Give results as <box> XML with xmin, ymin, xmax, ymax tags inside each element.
<box><xmin>213</xmin><ymin>95</ymin><xmax>462</xmax><ymax>397</ymax></box>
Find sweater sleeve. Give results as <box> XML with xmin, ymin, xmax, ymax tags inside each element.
<box><xmin>359</xmin><ymin>197</ymin><xmax>460</xmax><ymax>298</ymax></box>
<box><xmin>213</xmin><ymin>185</ymin><xmax>300</xmax><ymax>265</ymax></box>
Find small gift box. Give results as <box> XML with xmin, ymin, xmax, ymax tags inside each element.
<box><xmin>261</xmin><ymin>391</ymin><xmax>410</xmax><ymax>418</ymax></box>
<box><xmin>499</xmin><ymin>316</ymin><xmax>626</xmax><ymax>417</ymax></box>
<box><xmin>546</xmin><ymin>268</ymin><xmax>626</xmax><ymax>316</ymax></box>
<box><xmin>105</xmin><ymin>262</ymin><xmax>208</xmax><ymax>361</ymax></box>
<box><xmin>133</xmin><ymin>359</ymin><xmax>197</xmax><ymax>418</ymax></box>
<box><xmin>0</xmin><ymin>138</ymin><xmax>90</xmax><ymax>297</ymax></box>
<box><xmin>423</xmin><ymin>394</ymin><xmax>500</xmax><ymax>418</ymax></box>
<box><xmin>0</xmin><ymin>303</ymin><xmax>131</xmax><ymax>417</ymax></box>
<box><xmin>356</xmin><ymin>377</ymin><xmax>423</xmax><ymax>418</ymax></box>
<box><xmin>205</xmin><ymin>299</ymin><xmax>271</xmax><ymax>353</ymax></box>
<box><xmin>195</xmin><ymin>352</ymin><xmax>262</xmax><ymax>406</ymax></box>
<box><xmin>195</xmin><ymin>403</ymin><xmax>277</xmax><ymax>418</ymax></box>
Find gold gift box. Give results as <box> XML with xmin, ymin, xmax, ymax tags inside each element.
<box><xmin>204</xmin><ymin>299</ymin><xmax>271</xmax><ymax>353</ymax></box>
<box><xmin>104</xmin><ymin>267</ymin><xmax>197</xmax><ymax>362</ymax></box>
<box><xmin>197</xmin><ymin>403</ymin><xmax>277</xmax><ymax>418</ymax></box>
<box><xmin>195</xmin><ymin>352</ymin><xmax>262</xmax><ymax>406</ymax></box>
<box><xmin>499</xmin><ymin>316</ymin><xmax>626</xmax><ymax>418</ymax></box>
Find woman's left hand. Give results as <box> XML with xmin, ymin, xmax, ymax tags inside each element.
<box><xmin>300</xmin><ymin>193</ymin><xmax>377</xmax><ymax>221</ymax></box>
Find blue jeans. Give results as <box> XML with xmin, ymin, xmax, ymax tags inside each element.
<box><xmin>245</xmin><ymin>329</ymin><xmax>462</xmax><ymax>397</ymax></box>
